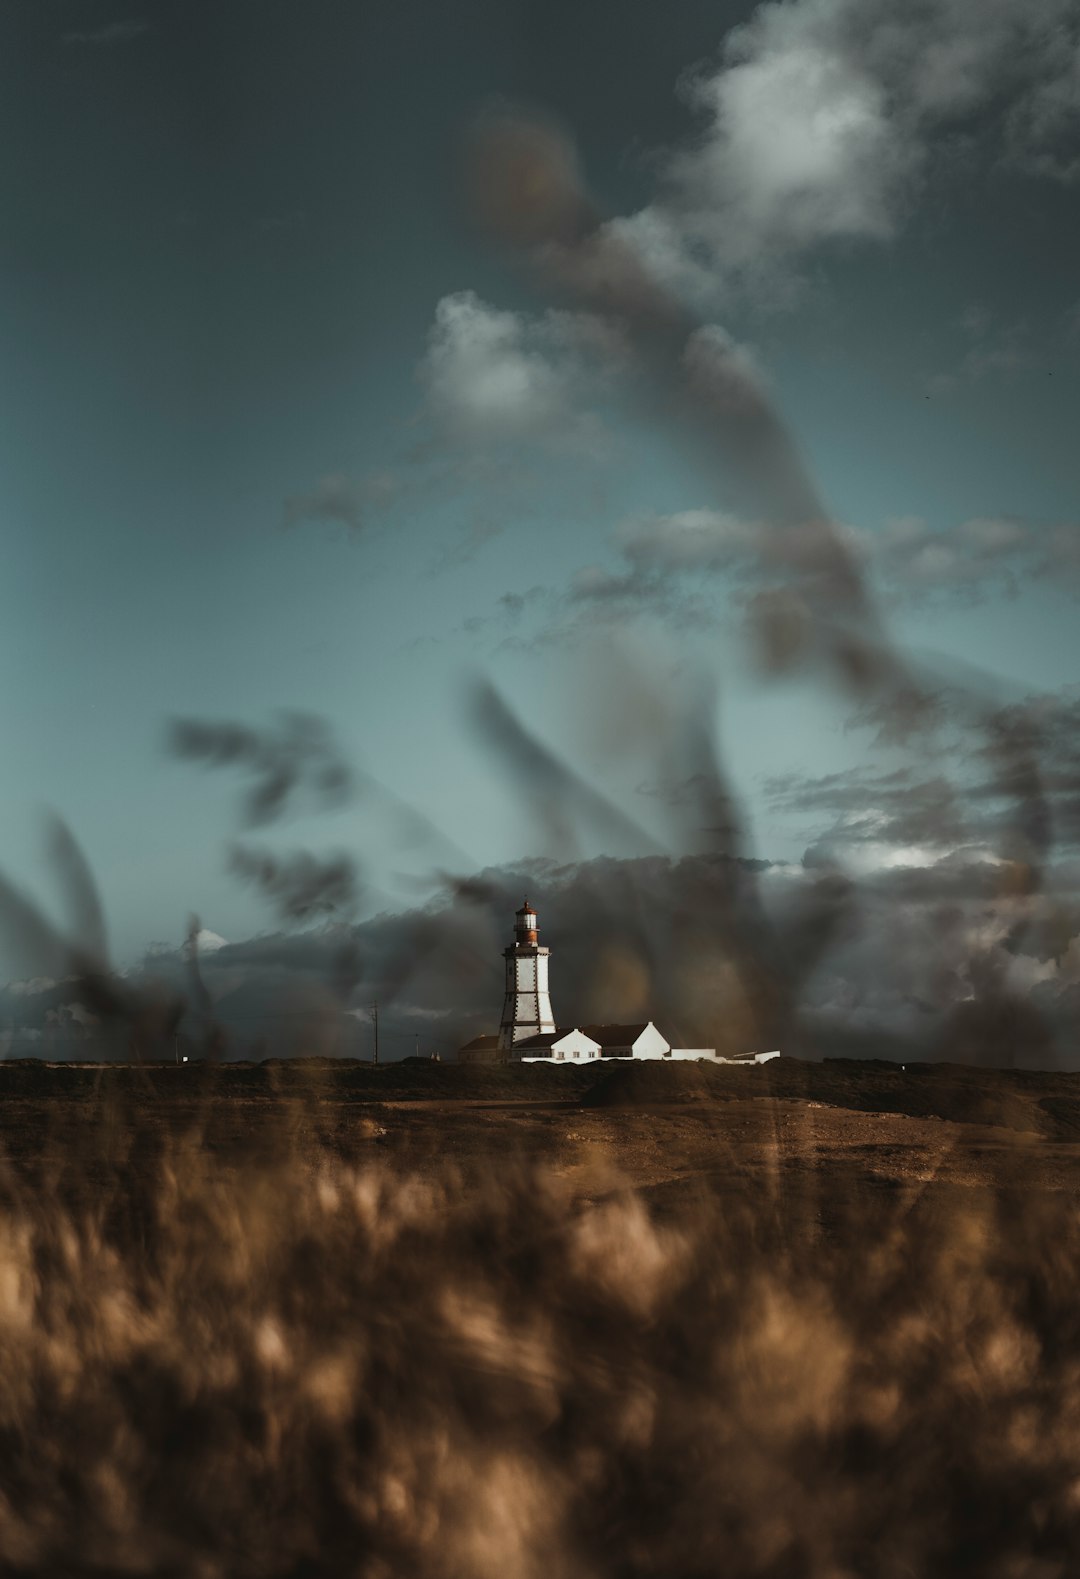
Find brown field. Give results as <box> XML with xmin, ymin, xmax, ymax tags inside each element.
<box><xmin>4</xmin><ymin>1055</ymin><xmax>1080</xmax><ymax>1577</ymax></box>
<box><xmin>4</xmin><ymin>1053</ymin><xmax>1080</xmax><ymax>1216</ymax></box>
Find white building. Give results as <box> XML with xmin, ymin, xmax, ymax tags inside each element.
<box><xmin>579</xmin><ymin>1022</ymin><xmax>670</xmax><ymax>1059</ymax></box>
<box><xmin>514</xmin><ymin>1027</ymin><xmax>602</xmax><ymax>1061</ymax></box>
<box><xmin>497</xmin><ymin>900</ymin><xmax>555</xmax><ymax>1051</ymax></box>
<box><xmin>513</xmin><ymin>1020</ymin><xmax>778</xmax><ymax>1063</ymax></box>
<box><xmin>456</xmin><ymin>902</ymin><xmax>781</xmax><ymax>1065</ymax></box>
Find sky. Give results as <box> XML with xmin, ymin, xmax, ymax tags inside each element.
<box><xmin>2</xmin><ymin>0</ymin><xmax>1080</xmax><ymax>1061</ymax></box>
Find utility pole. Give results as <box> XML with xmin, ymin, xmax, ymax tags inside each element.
<box><xmin>415</xmin><ymin>1033</ymin><xmax>419</xmax><ymax>1060</ymax></box>
<box><xmin>371</xmin><ymin>1000</ymin><xmax>379</xmax><ymax>1065</ymax></box>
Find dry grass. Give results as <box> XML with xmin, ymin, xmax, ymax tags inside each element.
<box><xmin>2</xmin><ymin>1064</ymin><xmax>1080</xmax><ymax>1576</ymax></box>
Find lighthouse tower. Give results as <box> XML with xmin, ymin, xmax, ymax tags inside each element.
<box><xmin>498</xmin><ymin>899</ymin><xmax>556</xmax><ymax>1051</ymax></box>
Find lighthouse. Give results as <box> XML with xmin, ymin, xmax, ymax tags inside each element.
<box><xmin>497</xmin><ymin>899</ymin><xmax>556</xmax><ymax>1051</ymax></box>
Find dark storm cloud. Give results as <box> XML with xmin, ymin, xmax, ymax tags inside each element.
<box><xmin>177</xmin><ymin>848</ymin><xmax>1080</xmax><ymax>1064</ymax></box>
<box><xmin>859</xmin><ymin>853</ymin><xmax>1025</xmax><ymax>904</ymax></box>
<box><xmin>228</xmin><ymin>845</ymin><xmax>360</xmax><ymax>923</ymax></box>
<box><xmin>469</xmin><ymin>655</ymin><xmax>859</xmax><ymax>1046</ymax></box>
<box><xmin>772</xmin><ymin>682</ymin><xmax>1080</xmax><ymax>864</ymax></box>
<box><xmin>463</xmin><ymin>651</ymin><xmax>860</xmax><ymax>1050</ymax></box>
<box><xmin>768</xmin><ymin>764</ymin><xmax>969</xmax><ymax>852</ymax></box>
<box><xmin>167</xmin><ymin>711</ymin><xmax>353</xmax><ymax>827</ymax></box>
<box><xmin>844</xmin><ymin>681</ymin><xmax>950</xmax><ymax>748</ymax></box>
<box><xmin>219</xmin><ymin>852</ymin><xmax>839</xmax><ymax>1058</ymax></box>
<box><xmin>975</xmin><ymin>689</ymin><xmax>1080</xmax><ymax>848</ymax></box>
<box><xmin>4</xmin><ymin>820</ymin><xmax>1079</xmax><ymax>1067</ymax></box>
<box><xmin>793</xmin><ymin>872</ymin><xmax>1073</xmax><ymax>1065</ymax></box>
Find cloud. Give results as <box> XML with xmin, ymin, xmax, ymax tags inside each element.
<box><xmin>331</xmin><ymin>291</ymin><xmax>631</xmax><ymax>568</ymax></box>
<box><xmin>610</xmin><ymin>0</ymin><xmax>1080</xmax><ymax>302</ymax></box>
<box><xmin>927</xmin><ymin>312</ymin><xmax>1039</xmax><ymax>393</ymax></box>
<box><xmin>282</xmin><ymin>472</ymin><xmax>397</xmax><ymax>537</ymax></box>
<box><xmin>767</xmin><ymin>764</ymin><xmax>971</xmax><ymax>857</ymax></box>
<box><xmin>555</xmin><ymin>505</ymin><xmax>1080</xmax><ymax>636</ymax></box>
<box><xmin>460</xmin><ymin>107</ymin><xmax>878</xmax><ymax>682</ymax></box>
<box><xmin>4</xmin><ymin>840</ymin><xmax>1077</xmax><ymax>1065</ymax></box>
<box><xmin>62</xmin><ymin>19</ymin><xmax>149</xmax><ymax>46</ymax></box>
<box><xmin>563</xmin><ymin>509</ymin><xmax>766</xmax><ymax>630</ymax></box>
<box><xmin>975</xmin><ymin>689</ymin><xmax>1080</xmax><ymax>851</ymax></box>
<box><xmin>769</xmin><ymin>686</ymin><xmax>1080</xmax><ymax>868</ymax></box>
<box><xmin>468</xmin><ymin>500</ymin><xmax>1075</xmax><ymax>670</ymax></box>
<box><xmin>5</xmin><ymin>725</ymin><xmax>1080</xmax><ymax>1065</ymax></box>
<box><xmin>871</xmin><ymin>514</ymin><xmax>1080</xmax><ymax>604</ymax></box>
<box><xmin>418</xmin><ymin>291</ymin><xmax>627</xmax><ymax>454</ymax></box>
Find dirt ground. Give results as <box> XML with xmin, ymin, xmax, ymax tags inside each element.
<box><xmin>2</xmin><ymin>1055</ymin><xmax>1077</xmax><ymax>1228</ymax></box>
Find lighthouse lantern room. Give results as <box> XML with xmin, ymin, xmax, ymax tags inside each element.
<box><xmin>497</xmin><ymin>899</ymin><xmax>556</xmax><ymax>1051</ymax></box>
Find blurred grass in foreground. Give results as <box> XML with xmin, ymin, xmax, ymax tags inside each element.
<box><xmin>2</xmin><ymin>1067</ymin><xmax>1080</xmax><ymax>1576</ymax></box>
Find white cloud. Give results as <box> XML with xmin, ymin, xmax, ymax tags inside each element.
<box><xmin>418</xmin><ymin>291</ymin><xmax>626</xmax><ymax>453</ymax></box>
<box><xmin>6</xmin><ymin>976</ymin><xmax>58</xmax><ymax>996</ymax></box>
<box><xmin>193</xmin><ymin>929</ymin><xmax>228</xmax><ymax>954</ymax></box>
<box><xmin>677</xmin><ymin>27</ymin><xmax>903</xmax><ymax>249</ymax></box>
<box><xmin>870</xmin><ymin>513</ymin><xmax>1080</xmax><ymax>603</ymax></box>
<box><xmin>614</xmin><ymin>0</ymin><xmax>1080</xmax><ymax>302</ymax></box>
<box><xmin>619</xmin><ymin>508</ymin><xmax>764</xmax><ymax>573</ymax></box>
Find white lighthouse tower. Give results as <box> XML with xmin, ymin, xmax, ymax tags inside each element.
<box><xmin>497</xmin><ymin>899</ymin><xmax>556</xmax><ymax>1051</ymax></box>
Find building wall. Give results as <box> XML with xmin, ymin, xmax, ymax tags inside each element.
<box><xmin>668</xmin><ymin>1049</ymin><xmax>779</xmax><ymax>1063</ymax></box>
<box><xmin>458</xmin><ymin>1044</ymin><xmax>503</xmax><ymax>1066</ymax></box>
<box><xmin>633</xmin><ymin>1023</ymin><xmax>670</xmax><ymax>1058</ymax></box>
<box><xmin>553</xmin><ymin>1028</ymin><xmax>601</xmax><ymax>1059</ymax></box>
<box><xmin>518</xmin><ymin>1028</ymin><xmax>601</xmax><ymax>1062</ymax></box>
<box><xmin>499</xmin><ymin>945</ymin><xmax>555</xmax><ymax>1049</ymax></box>
<box><xmin>597</xmin><ymin>1023</ymin><xmax>670</xmax><ymax>1059</ymax></box>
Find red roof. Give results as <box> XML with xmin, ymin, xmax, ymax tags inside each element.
<box><xmin>514</xmin><ymin>1027</ymin><xmax>595</xmax><ymax>1051</ymax></box>
<box><xmin>578</xmin><ymin>1022</ymin><xmax>654</xmax><ymax>1048</ymax></box>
